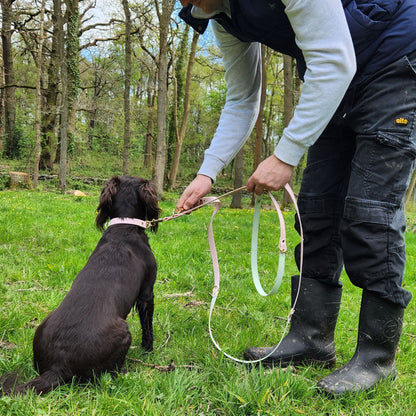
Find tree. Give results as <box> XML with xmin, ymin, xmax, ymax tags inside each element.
<box><xmin>1</xmin><ymin>0</ymin><xmax>17</xmax><ymax>158</ymax></box>
<box><xmin>230</xmin><ymin>147</ymin><xmax>244</xmax><ymax>208</ymax></box>
<box><xmin>152</xmin><ymin>0</ymin><xmax>175</xmax><ymax>196</ymax></box>
<box><xmin>405</xmin><ymin>170</ymin><xmax>416</xmax><ymax>207</ymax></box>
<box><xmin>144</xmin><ymin>68</ymin><xmax>156</xmax><ymax>171</ymax></box>
<box><xmin>59</xmin><ymin>0</ymin><xmax>80</xmax><ymax>190</ymax></box>
<box><xmin>33</xmin><ymin>0</ymin><xmax>47</xmax><ymax>188</ymax></box>
<box><xmin>283</xmin><ymin>54</ymin><xmax>295</xmax><ymax>204</ymax></box>
<box><xmin>263</xmin><ymin>52</ymin><xmax>284</xmax><ymax>157</ymax></box>
<box><xmin>253</xmin><ymin>45</ymin><xmax>268</xmax><ymax>175</ymax></box>
<box><xmin>40</xmin><ymin>0</ymin><xmax>64</xmax><ymax>171</ymax></box>
<box><xmin>167</xmin><ymin>23</ymin><xmax>189</xmax><ymax>184</ymax></box>
<box><xmin>168</xmin><ymin>28</ymin><xmax>199</xmax><ymax>188</ymax></box>
<box><xmin>122</xmin><ymin>0</ymin><xmax>132</xmax><ymax>175</ymax></box>
<box><xmin>59</xmin><ymin>55</ymin><xmax>69</xmax><ymax>189</ymax></box>
<box><xmin>250</xmin><ymin>45</ymin><xmax>268</xmax><ymax>206</ymax></box>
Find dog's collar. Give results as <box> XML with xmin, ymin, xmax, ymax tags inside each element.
<box><xmin>108</xmin><ymin>217</ymin><xmax>148</xmax><ymax>229</ymax></box>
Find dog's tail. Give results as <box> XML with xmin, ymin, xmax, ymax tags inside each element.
<box><xmin>0</xmin><ymin>370</ymin><xmax>62</xmax><ymax>396</ymax></box>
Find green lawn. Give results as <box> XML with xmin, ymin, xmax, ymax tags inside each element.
<box><xmin>0</xmin><ymin>189</ymin><xmax>415</xmax><ymax>415</ymax></box>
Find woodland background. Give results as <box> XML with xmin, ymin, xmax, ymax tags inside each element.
<box><xmin>0</xmin><ymin>0</ymin><xmax>308</xmax><ymax>203</ymax></box>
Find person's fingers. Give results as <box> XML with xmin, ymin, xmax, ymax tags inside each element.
<box><xmin>247</xmin><ymin>155</ymin><xmax>294</xmax><ymax>195</ymax></box>
<box><xmin>176</xmin><ymin>188</ymin><xmax>193</xmax><ymax>212</ymax></box>
<box><xmin>255</xmin><ymin>186</ymin><xmax>266</xmax><ymax>195</ymax></box>
<box><xmin>247</xmin><ymin>178</ymin><xmax>265</xmax><ymax>195</ymax></box>
<box><xmin>181</xmin><ymin>194</ymin><xmax>199</xmax><ymax>211</ymax></box>
<box><xmin>246</xmin><ymin>177</ymin><xmax>255</xmax><ymax>193</ymax></box>
<box><xmin>176</xmin><ymin>175</ymin><xmax>212</xmax><ymax>212</ymax></box>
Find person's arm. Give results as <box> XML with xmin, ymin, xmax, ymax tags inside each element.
<box><xmin>197</xmin><ymin>20</ymin><xmax>262</xmax><ymax>182</ymax></box>
<box><xmin>274</xmin><ymin>0</ymin><xmax>356</xmax><ymax>166</ymax></box>
<box><xmin>247</xmin><ymin>0</ymin><xmax>357</xmax><ymax>195</ymax></box>
<box><xmin>177</xmin><ymin>23</ymin><xmax>262</xmax><ymax>211</ymax></box>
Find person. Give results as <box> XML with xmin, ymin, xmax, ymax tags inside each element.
<box><xmin>177</xmin><ymin>0</ymin><xmax>416</xmax><ymax>396</ymax></box>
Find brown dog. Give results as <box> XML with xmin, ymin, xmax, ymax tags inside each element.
<box><xmin>1</xmin><ymin>176</ymin><xmax>160</xmax><ymax>395</ymax></box>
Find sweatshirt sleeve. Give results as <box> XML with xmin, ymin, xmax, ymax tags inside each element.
<box><xmin>198</xmin><ymin>21</ymin><xmax>262</xmax><ymax>182</ymax></box>
<box><xmin>275</xmin><ymin>0</ymin><xmax>356</xmax><ymax>166</ymax></box>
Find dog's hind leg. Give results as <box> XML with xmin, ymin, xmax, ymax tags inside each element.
<box><xmin>94</xmin><ymin>318</ymin><xmax>132</xmax><ymax>376</ymax></box>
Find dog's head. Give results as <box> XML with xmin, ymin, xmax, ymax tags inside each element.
<box><xmin>96</xmin><ymin>176</ymin><xmax>160</xmax><ymax>233</ymax></box>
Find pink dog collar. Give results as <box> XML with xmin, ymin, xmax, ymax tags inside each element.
<box><xmin>108</xmin><ymin>217</ymin><xmax>148</xmax><ymax>229</ymax></box>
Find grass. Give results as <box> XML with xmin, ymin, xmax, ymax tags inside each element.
<box><xmin>0</xmin><ymin>188</ymin><xmax>415</xmax><ymax>415</ymax></box>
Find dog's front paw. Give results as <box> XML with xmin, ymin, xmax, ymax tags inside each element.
<box><xmin>141</xmin><ymin>341</ymin><xmax>153</xmax><ymax>353</ymax></box>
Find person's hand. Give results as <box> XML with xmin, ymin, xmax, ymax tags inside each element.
<box><xmin>247</xmin><ymin>155</ymin><xmax>294</xmax><ymax>195</ymax></box>
<box><xmin>177</xmin><ymin>174</ymin><xmax>213</xmax><ymax>212</ymax></box>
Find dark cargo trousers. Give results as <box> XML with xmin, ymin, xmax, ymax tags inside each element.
<box><xmin>295</xmin><ymin>50</ymin><xmax>416</xmax><ymax>308</ymax></box>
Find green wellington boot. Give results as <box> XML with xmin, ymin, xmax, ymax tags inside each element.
<box><xmin>244</xmin><ymin>275</ymin><xmax>342</xmax><ymax>368</ymax></box>
<box><xmin>317</xmin><ymin>290</ymin><xmax>404</xmax><ymax>395</ymax></box>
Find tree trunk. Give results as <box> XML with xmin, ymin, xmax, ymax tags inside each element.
<box><xmin>41</xmin><ymin>0</ymin><xmax>64</xmax><ymax>170</ymax></box>
<box><xmin>62</xmin><ymin>0</ymin><xmax>80</xmax><ymax>173</ymax></box>
<box><xmin>405</xmin><ymin>169</ymin><xmax>416</xmax><ymax>207</ymax></box>
<box><xmin>88</xmin><ymin>69</ymin><xmax>99</xmax><ymax>149</ymax></box>
<box><xmin>122</xmin><ymin>0</ymin><xmax>132</xmax><ymax>175</ymax></box>
<box><xmin>292</xmin><ymin>65</ymin><xmax>304</xmax><ymax>186</ymax></box>
<box><xmin>252</xmin><ymin>45</ymin><xmax>267</xmax><ymax>205</ymax></box>
<box><xmin>59</xmin><ymin>56</ymin><xmax>69</xmax><ymax>190</ymax></box>
<box><xmin>283</xmin><ymin>55</ymin><xmax>294</xmax><ymax>127</ymax></box>
<box><xmin>33</xmin><ymin>0</ymin><xmax>47</xmax><ymax>188</ymax></box>
<box><xmin>168</xmin><ymin>29</ymin><xmax>199</xmax><ymax>188</ymax></box>
<box><xmin>230</xmin><ymin>147</ymin><xmax>244</xmax><ymax>208</ymax></box>
<box><xmin>144</xmin><ymin>71</ymin><xmax>156</xmax><ymax>170</ymax></box>
<box><xmin>283</xmin><ymin>54</ymin><xmax>294</xmax><ymax>205</ymax></box>
<box><xmin>152</xmin><ymin>0</ymin><xmax>175</xmax><ymax>196</ymax></box>
<box><xmin>253</xmin><ymin>45</ymin><xmax>267</xmax><ymax>174</ymax></box>
<box><xmin>1</xmin><ymin>0</ymin><xmax>17</xmax><ymax>158</ymax></box>
<box><xmin>166</xmin><ymin>24</ymin><xmax>189</xmax><ymax>181</ymax></box>
<box><xmin>59</xmin><ymin>0</ymin><xmax>80</xmax><ymax>190</ymax></box>
<box><xmin>0</xmin><ymin>65</ymin><xmax>4</xmax><ymax>152</ymax></box>
<box><xmin>261</xmin><ymin>48</ymin><xmax>273</xmax><ymax>155</ymax></box>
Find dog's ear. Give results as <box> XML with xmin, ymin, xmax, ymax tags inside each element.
<box><xmin>138</xmin><ymin>180</ymin><xmax>160</xmax><ymax>233</ymax></box>
<box><xmin>96</xmin><ymin>176</ymin><xmax>120</xmax><ymax>231</ymax></box>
